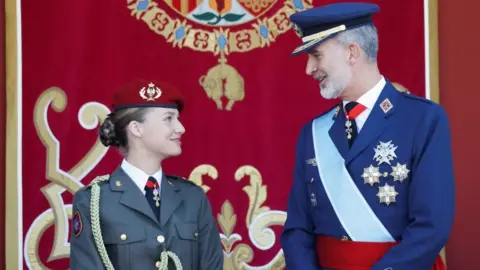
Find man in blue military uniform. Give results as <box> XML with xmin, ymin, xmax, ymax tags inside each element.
<box><xmin>281</xmin><ymin>2</ymin><xmax>455</xmax><ymax>270</ymax></box>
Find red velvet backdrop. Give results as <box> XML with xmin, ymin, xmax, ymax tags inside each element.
<box><xmin>14</xmin><ymin>0</ymin><xmax>426</xmax><ymax>268</ymax></box>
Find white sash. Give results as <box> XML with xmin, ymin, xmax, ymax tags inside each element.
<box><xmin>312</xmin><ymin>110</ymin><xmax>394</xmax><ymax>242</ymax></box>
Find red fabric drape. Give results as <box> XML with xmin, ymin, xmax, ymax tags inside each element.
<box><xmin>16</xmin><ymin>0</ymin><xmax>426</xmax><ymax>268</ymax></box>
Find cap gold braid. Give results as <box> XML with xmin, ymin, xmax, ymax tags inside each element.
<box><xmin>292</xmin><ymin>24</ymin><xmax>347</xmax><ymax>55</ymax></box>
<box><xmin>301</xmin><ymin>24</ymin><xmax>346</xmax><ymax>43</ymax></box>
<box><xmin>89</xmin><ymin>175</ymin><xmax>183</xmax><ymax>270</ymax></box>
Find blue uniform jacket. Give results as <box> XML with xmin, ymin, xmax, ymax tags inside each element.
<box><xmin>280</xmin><ymin>81</ymin><xmax>455</xmax><ymax>270</ymax></box>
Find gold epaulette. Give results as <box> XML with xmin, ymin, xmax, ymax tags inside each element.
<box><xmin>392</xmin><ymin>82</ymin><xmax>411</xmax><ymax>94</ymax></box>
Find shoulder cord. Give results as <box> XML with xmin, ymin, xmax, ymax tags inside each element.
<box><xmin>89</xmin><ymin>175</ymin><xmax>183</xmax><ymax>270</ymax></box>
<box><xmin>90</xmin><ymin>175</ymin><xmax>114</xmax><ymax>270</ymax></box>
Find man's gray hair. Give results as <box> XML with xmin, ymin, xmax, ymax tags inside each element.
<box><xmin>335</xmin><ymin>24</ymin><xmax>379</xmax><ymax>62</ymax></box>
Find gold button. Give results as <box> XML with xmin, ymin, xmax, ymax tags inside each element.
<box><xmin>155</xmin><ymin>261</ymin><xmax>160</xmax><ymax>268</ymax></box>
<box><xmin>157</xmin><ymin>235</ymin><xmax>165</xmax><ymax>243</ymax></box>
<box><xmin>120</xmin><ymin>234</ymin><xmax>127</xmax><ymax>240</ymax></box>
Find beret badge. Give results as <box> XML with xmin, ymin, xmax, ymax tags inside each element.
<box><xmin>139</xmin><ymin>82</ymin><xmax>162</xmax><ymax>102</ymax></box>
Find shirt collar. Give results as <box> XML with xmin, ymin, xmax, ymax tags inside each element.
<box><xmin>121</xmin><ymin>159</ymin><xmax>163</xmax><ymax>191</ymax></box>
<box><xmin>343</xmin><ymin>76</ymin><xmax>386</xmax><ymax>109</ymax></box>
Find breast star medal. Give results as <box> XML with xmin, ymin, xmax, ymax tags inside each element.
<box><xmin>373</xmin><ymin>140</ymin><xmax>398</xmax><ymax>165</ymax></box>
<box><xmin>361</xmin><ymin>165</ymin><xmax>382</xmax><ymax>186</ymax></box>
<box><xmin>390</xmin><ymin>163</ymin><xmax>410</xmax><ymax>182</ymax></box>
<box><xmin>376</xmin><ymin>184</ymin><xmax>398</xmax><ymax>205</ymax></box>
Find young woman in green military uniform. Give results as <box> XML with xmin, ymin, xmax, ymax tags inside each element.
<box><xmin>70</xmin><ymin>79</ymin><xmax>224</xmax><ymax>270</ymax></box>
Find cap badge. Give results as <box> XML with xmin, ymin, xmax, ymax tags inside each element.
<box><xmin>139</xmin><ymin>82</ymin><xmax>162</xmax><ymax>102</ymax></box>
<box><xmin>291</xmin><ymin>23</ymin><xmax>303</xmax><ymax>38</ymax></box>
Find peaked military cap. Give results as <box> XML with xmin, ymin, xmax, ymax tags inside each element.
<box><xmin>289</xmin><ymin>2</ymin><xmax>380</xmax><ymax>56</ymax></box>
<box><xmin>112</xmin><ymin>79</ymin><xmax>184</xmax><ymax>112</ymax></box>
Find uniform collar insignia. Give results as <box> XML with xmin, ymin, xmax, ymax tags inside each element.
<box><xmin>379</xmin><ymin>98</ymin><xmax>393</xmax><ymax>114</ymax></box>
<box><xmin>333</xmin><ymin>105</ymin><xmax>340</xmax><ymax>119</ymax></box>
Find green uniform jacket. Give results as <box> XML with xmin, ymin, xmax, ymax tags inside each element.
<box><xmin>70</xmin><ymin>167</ymin><xmax>224</xmax><ymax>270</ymax></box>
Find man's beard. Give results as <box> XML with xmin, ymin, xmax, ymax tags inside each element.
<box><xmin>316</xmin><ymin>69</ymin><xmax>352</xmax><ymax>100</ymax></box>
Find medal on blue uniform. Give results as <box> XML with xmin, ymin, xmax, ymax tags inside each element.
<box><xmin>390</xmin><ymin>163</ymin><xmax>410</xmax><ymax>182</ymax></box>
<box><xmin>373</xmin><ymin>140</ymin><xmax>398</xmax><ymax>165</ymax></box>
<box><xmin>361</xmin><ymin>140</ymin><xmax>411</xmax><ymax>205</ymax></box>
<box><xmin>312</xmin><ymin>109</ymin><xmax>395</xmax><ymax>242</ymax></box>
<box><xmin>361</xmin><ymin>165</ymin><xmax>382</xmax><ymax>186</ymax></box>
<box><xmin>310</xmin><ymin>193</ymin><xmax>317</xmax><ymax>207</ymax></box>
<box><xmin>376</xmin><ymin>184</ymin><xmax>399</xmax><ymax>205</ymax></box>
<box><xmin>344</xmin><ymin>103</ymin><xmax>366</xmax><ymax>140</ymax></box>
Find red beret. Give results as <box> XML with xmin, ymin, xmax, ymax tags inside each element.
<box><xmin>111</xmin><ymin>79</ymin><xmax>184</xmax><ymax>112</ymax></box>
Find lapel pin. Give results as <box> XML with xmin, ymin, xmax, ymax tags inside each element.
<box><xmin>306</xmin><ymin>158</ymin><xmax>317</xmax><ymax>167</ymax></box>
<box><xmin>310</xmin><ymin>193</ymin><xmax>317</xmax><ymax>207</ymax></box>
<box><xmin>115</xmin><ymin>180</ymin><xmax>122</xmax><ymax>187</ymax></box>
<box><xmin>334</xmin><ymin>105</ymin><xmax>340</xmax><ymax>119</ymax></box>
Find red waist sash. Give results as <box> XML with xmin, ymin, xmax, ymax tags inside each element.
<box><xmin>316</xmin><ymin>236</ymin><xmax>446</xmax><ymax>270</ymax></box>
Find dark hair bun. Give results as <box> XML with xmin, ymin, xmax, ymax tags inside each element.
<box><xmin>99</xmin><ymin>116</ymin><xmax>121</xmax><ymax>147</ymax></box>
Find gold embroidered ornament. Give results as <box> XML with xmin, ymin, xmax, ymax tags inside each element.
<box><xmin>127</xmin><ymin>0</ymin><xmax>314</xmax><ymax>111</ymax></box>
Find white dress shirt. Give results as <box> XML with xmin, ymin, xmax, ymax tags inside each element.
<box><xmin>121</xmin><ymin>159</ymin><xmax>163</xmax><ymax>195</ymax></box>
<box><xmin>343</xmin><ymin>76</ymin><xmax>386</xmax><ymax>132</ymax></box>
